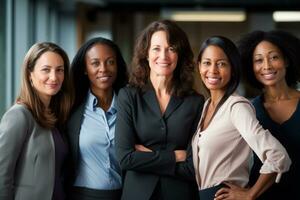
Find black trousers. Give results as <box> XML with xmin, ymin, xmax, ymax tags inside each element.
<box><xmin>198</xmin><ymin>184</ymin><xmax>226</xmax><ymax>200</ymax></box>
<box><xmin>67</xmin><ymin>186</ymin><xmax>122</xmax><ymax>200</ymax></box>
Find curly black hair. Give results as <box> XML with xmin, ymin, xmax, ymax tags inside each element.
<box><xmin>237</xmin><ymin>30</ymin><xmax>300</xmax><ymax>89</ymax></box>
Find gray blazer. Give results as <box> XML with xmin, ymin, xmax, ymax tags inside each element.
<box><xmin>0</xmin><ymin>104</ymin><xmax>55</xmax><ymax>200</ymax></box>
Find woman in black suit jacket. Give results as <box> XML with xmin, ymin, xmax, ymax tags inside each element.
<box><xmin>115</xmin><ymin>20</ymin><xmax>205</xmax><ymax>200</ymax></box>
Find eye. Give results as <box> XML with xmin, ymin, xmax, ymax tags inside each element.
<box><xmin>169</xmin><ymin>46</ymin><xmax>176</xmax><ymax>52</ymax></box>
<box><xmin>201</xmin><ymin>61</ymin><xmax>210</xmax><ymax>66</ymax></box>
<box><xmin>254</xmin><ymin>58</ymin><xmax>263</xmax><ymax>64</ymax></box>
<box><xmin>41</xmin><ymin>68</ymin><xmax>50</xmax><ymax>72</ymax></box>
<box><xmin>91</xmin><ymin>61</ymin><xmax>100</xmax><ymax>67</ymax></box>
<box><xmin>57</xmin><ymin>68</ymin><xmax>64</xmax><ymax>73</ymax></box>
<box><xmin>107</xmin><ymin>59</ymin><xmax>116</xmax><ymax>65</ymax></box>
<box><xmin>217</xmin><ymin>62</ymin><xmax>227</xmax><ymax>67</ymax></box>
<box><xmin>152</xmin><ymin>47</ymin><xmax>160</xmax><ymax>52</ymax></box>
<box><xmin>269</xmin><ymin>55</ymin><xmax>279</xmax><ymax>61</ymax></box>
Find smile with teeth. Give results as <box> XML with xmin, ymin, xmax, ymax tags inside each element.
<box><xmin>206</xmin><ymin>77</ymin><xmax>220</xmax><ymax>84</ymax></box>
<box><xmin>97</xmin><ymin>75</ymin><xmax>112</xmax><ymax>81</ymax></box>
<box><xmin>261</xmin><ymin>71</ymin><xmax>277</xmax><ymax>80</ymax></box>
<box><xmin>157</xmin><ymin>62</ymin><xmax>170</xmax><ymax>67</ymax></box>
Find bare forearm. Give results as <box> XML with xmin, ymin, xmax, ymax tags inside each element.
<box><xmin>249</xmin><ymin>173</ymin><xmax>276</xmax><ymax>199</ymax></box>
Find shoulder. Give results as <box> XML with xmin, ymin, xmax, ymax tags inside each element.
<box><xmin>1</xmin><ymin>104</ymin><xmax>33</xmax><ymax>122</ymax></box>
<box><xmin>183</xmin><ymin>92</ymin><xmax>205</xmax><ymax>106</ymax></box>
<box><xmin>226</xmin><ymin>94</ymin><xmax>255</xmax><ymax>111</ymax></box>
<box><xmin>117</xmin><ymin>86</ymin><xmax>140</xmax><ymax>101</ymax></box>
<box><xmin>0</xmin><ymin>104</ymin><xmax>34</xmax><ymax>134</ymax></box>
<box><xmin>118</xmin><ymin>85</ymin><xmax>139</xmax><ymax>95</ymax></box>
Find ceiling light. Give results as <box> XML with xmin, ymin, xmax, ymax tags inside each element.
<box><xmin>273</xmin><ymin>11</ymin><xmax>300</xmax><ymax>22</ymax></box>
<box><xmin>161</xmin><ymin>10</ymin><xmax>246</xmax><ymax>22</ymax></box>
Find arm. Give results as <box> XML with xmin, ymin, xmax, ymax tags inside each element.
<box><xmin>217</xmin><ymin>101</ymin><xmax>291</xmax><ymax>199</ymax></box>
<box><xmin>115</xmin><ymin>88</ymin><xmax>177</xmax><ymax>176</ymax></box>
<box><xmin>0</xmin><ymin>105</ymin><xmax>30</xmax><ymax>200</ymax></box>
<box><xmin>214</xmin><ymin>173</ymin><xmax>276</xmax><ymax>200</ymax></box>
<box><xmin>174</xmin><ymin>95</ymin><xmax>204</xmax><ymax>181</ymax></box>
<box><xmin>230</xmin><ymin>101</ymin><xmax>291</xmax><ymax>181</ymax></box>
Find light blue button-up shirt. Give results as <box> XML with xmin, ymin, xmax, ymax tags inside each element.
<box><xmin>74</xmin><ymin>91</ymin><xmax>122</xmax><ymax>190</ymax></box>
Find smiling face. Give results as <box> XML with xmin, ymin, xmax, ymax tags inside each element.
<box><xmin>148</xmin><ymin>31</ymin><xmax>178</xmax><ymax>79</ymax></box>
<box><xmin>199</xmin><ymin>45</ymin><xmax>231</xmax><ymax>92</ymax></box>
<box><xmin>30</xmin><ymin>51</ymin><xmax>64</xmax><ymax>105</ymax></box>
<box><xmin>85</xmin><ymin>43</ymin><xmax>117</xmax><ymax>93</ymax></box>
<box><xmin>253</xmin><ymin>41</ymin><xmax>287</xmax><ymax>88</ymax></box>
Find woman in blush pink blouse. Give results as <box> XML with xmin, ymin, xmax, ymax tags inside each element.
<box><xmin>192</xmin><ymin>36</ymin><xmax>291</xmax><ymax>200</ymax></box>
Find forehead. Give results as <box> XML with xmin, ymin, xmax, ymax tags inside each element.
<box><xmin>35</xmin><ymin>51</ymin><xmax>64</xmax><ymax>65</ymax></box>
<box><xmin>86</xmin><ymin>43</ymin><xmax>116</xmax><ymax>57</ymax></box>
<box><xmin>254</xmin><ymin>40</ymin><xmax>281</xmax><ymax>54</ymax></box>
<box><xmin>150</xmin><ymin>31</ymin><xmax>169</xmax><ymax>45</ymax></box>
<box><xmin>201</xmin><ymin>45</ymin><xmax>228</xmax><ymax>59</ymax></box>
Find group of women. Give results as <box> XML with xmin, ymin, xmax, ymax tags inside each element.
<box><xmin>0</xmin><ymin>19</ymin><xmax>298</xmax><ymax>200</ymax></box>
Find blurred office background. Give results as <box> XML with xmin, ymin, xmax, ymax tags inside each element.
<box><xmin>1</xmin><ymin>0</ymin><xmax>300</xmax><ymax>116</ymax></box>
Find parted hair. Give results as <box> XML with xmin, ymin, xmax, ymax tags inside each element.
<box><xmin>238</xmin><ymin>30</ymin><xmax>300</xmax><ymax>89</ymax></box>
<box><xmin>197</xmin><ymin>36</ymin><xmax>241</xmax><ymax>109</ymax></box>
<box><xmin>130</xmin><ymin>19</ymin><xmax>195</xmax><ymax>97</ymax></box>
<box><xmin>18</xmin><ymin>42</ymin><xmax>73</xmax><ymax>129</ymax></box>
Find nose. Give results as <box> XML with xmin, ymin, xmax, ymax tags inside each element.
<box><xmin>98</xmin><ymin>62</ymin><xmax>107</xmax><ymax>72</ymax></box>
<box><xmin>159</xmin><ymin>49</ymin><xmax>169</xmax><ymax>59</ymax></box>
<box><xmin>209</xmin><ymin>63</ymin><xmax>219</xmax><ymax>74</ymax></box>
<box><xmin>263</xmin><ymin>58</ymin><xmax>272</xmax><ymax>70</ymax></box>
<box><xmin>49</xmin><ymin>70</ymin><xmax>58</xmax><ymax>81</ymax></box>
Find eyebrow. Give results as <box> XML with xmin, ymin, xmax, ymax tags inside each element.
<box><xmin>254</xmin><ymin>50</ymin><xmax>279</xmax><ymax>56</ymax></box>
<box><xmin>41</xmin><ymin>65</ymin><xmax>64</xmax><ymax>68</ymax></box>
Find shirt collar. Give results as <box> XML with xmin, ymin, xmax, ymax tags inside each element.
<box><xmin>87</xmin><ymin>90</ymin><xmax>117</xmax><ymax>114</ymax></box>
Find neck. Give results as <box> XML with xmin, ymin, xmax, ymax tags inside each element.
<box><xmin>210</xmin><ymin>90</ymin><xmax>226</xmax><ymax>108</ymax></box>
<box><xmin>263</xmin><ymin>82</ymin><xmax>292</xmax><ymax>102</ymax></box>
<box><xmin>91</xmin><ymin>87</ymin><xmax>113</xmax><ymax>110</ymax></box>
<box><xmin>150</xmin><ymin>73</ymin><xmax>172</xmax><ymax>96</ymax></box>
<box><xmin>39</xmin><ymin>94</ymin><xmax>51</xmax><ymax>109</ymax></box>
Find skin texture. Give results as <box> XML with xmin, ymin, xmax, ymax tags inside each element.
<box><xmin>253</xmin><ymin>40</ymin><xmax>300</xmax><ymax>124</ymax></box>
<box><xmin>199</xmin><ymin>44</ymin><xmax>277</xmax><ymax>200</ymax></box>
<box><xmin>253</xmin><ymin>41</ymin><xmax>286</xmax><ymax>88</ymax></box>
<box><xmin>85</xmin><ymin>43</ymin><xmax>118</xmax><ymax>111</ymax></box>
<box><xmin>30</xmin><ymin>51</ymin><xmax>64</xmax><ymax>107</ymax></box>
<box><xmin>135</xmin><ymin>30</ymin><xmax>186</xmax><ymax>162</ymax></box>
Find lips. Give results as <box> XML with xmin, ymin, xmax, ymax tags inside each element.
<box><xmin>46</xmin><ymin>83</ymin><xmax>60</xmax><ymax>89</ymax></box>
<box><xmin>261</xmin><ymin>71</ymin><xmax>277</xmax><ymax>80</ymax></box>
<box><xmin>206</xmin><ymin>77</ymin><xmax>220</xmax><ymax>85</ymax></box>
<box><xmin>156</xmin><ymin>62</ymin><xmax>171</xmax><ymax>67</ymax></box>
<box><xmin>97</xmin><ymin>75</ymin><xmax>112</xmax><ymax>82</ymax></box>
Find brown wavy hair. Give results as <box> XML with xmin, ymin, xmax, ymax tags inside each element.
<box><xmin>130</xmin><ymin>20</ymin><xmax>195</xmax><ymax>97</ymax></box>
<box><xmin>17</xmin><ymin>42</ymin><xmax>73</xmax><ymax>129</ymax></box>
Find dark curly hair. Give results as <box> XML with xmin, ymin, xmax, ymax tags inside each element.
<box><xmin>237</xmin><ymin>30</ymin><xmax>300</xmax><ymax>89</ymax></box>
<box><xmin>130</xmin><ymin>20</ymin><xmax>195</xmax><ymax>97</ymax></box>
<box><xmin>197</xmin><ymin>36</ymin><xmax>241</xmax><ymax>108</ymax></box>
<box><xmin>71</xmin><ymin>37</ymin><xmax>128</xmax><ymax>110</ymax></box>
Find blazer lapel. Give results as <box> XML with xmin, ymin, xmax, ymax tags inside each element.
<box><xmin>143</xmin><ymin>89</ymin><xmax>162</xmax><ymax>117</ymax></box>
<box><xmin>68</xmin><ymin>103</ymin><xmax>85</xmax><ymax>164</ymax></box>
<box><xmin>164</xmin><ymin>95</ymin><xmax>183</xmax><ymax>118</ymax></box>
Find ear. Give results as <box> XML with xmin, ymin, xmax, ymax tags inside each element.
<box><xmin>29</xmin><ymin>74</ymin><xmax>33</xmax><ymax>86</ymax></box>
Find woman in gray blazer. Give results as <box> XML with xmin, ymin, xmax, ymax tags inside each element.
<box><xmin>115</xmin><ymin>20</ymin><xmax>204</xmax><ymax>200</ymax></box>
<box><xmin>0</xmin><ymin>42</ymin><xmax>73</xmax><ymax>200</ymax></box>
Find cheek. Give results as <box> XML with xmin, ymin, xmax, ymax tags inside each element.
<box><xmin>253</xmin><ymin>65</ymin><xmax>261</xmax><ymax>76</ymax></box>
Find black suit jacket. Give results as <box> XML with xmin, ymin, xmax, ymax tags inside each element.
<box><xmin>115</xmin><ymin>86</ymin><xmax>204</xmax><ymax>200</ymax></box>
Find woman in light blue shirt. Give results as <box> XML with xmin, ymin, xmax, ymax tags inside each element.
<box><xmin>66</xmin><ymin>37</ymin><xmax>128</xmax><ymax>200</ymax></box>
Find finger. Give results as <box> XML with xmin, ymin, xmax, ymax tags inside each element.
<box><xmin>214</xmin><ymin>193</ymin><xmax>229</xmax><ymax>200</ymax></box>
<box><xmin>223</xmin><ymin>182</ymin><xmax>236</xmax><ymax>189</ymax></box>
<box><xmin>215</xmin><ymin>188</ymin><xmax>229</xmax><ymax>196</ymax></box>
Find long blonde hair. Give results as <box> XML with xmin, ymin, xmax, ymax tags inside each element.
<box><xmin>17</xmin><ymin>42</ymin><xmax>73</xmax><ymax>129</ymax></box>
